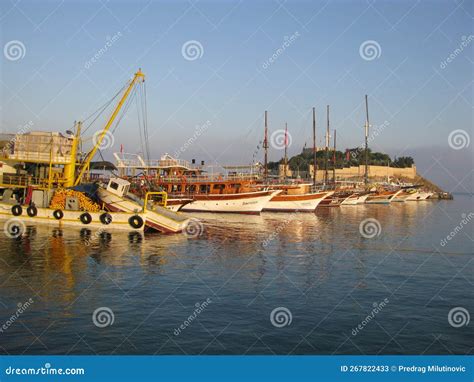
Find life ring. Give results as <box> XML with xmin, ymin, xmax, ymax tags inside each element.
<box><xmin>11</xmin><ymin>205</ymin><xmax>22</xmax><ymax>216</ymax></box>
<box><xmin>80</xmin><ymin>212</ymin><xmax>92</xmax><ymax>225</ymax></box>
<box><xmin>27</xmin><ymin>205</ymin><xmax>38</xmax><ymax>217</ymax></box>
<box><xmin>128</xmin><ymin>215</ymin><xmax>144</xmax><ymax>229</ymax></box>
<box><xmin>53</xmin><ymin>209</ymin><xmax>64</xmax><ymax>220</ymax></box>
<box><xmin>100</xmin><ymin>212</ymin><xmax>112</xmax><ymax>225</ymax></box>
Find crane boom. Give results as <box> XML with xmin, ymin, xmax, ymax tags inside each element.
<box><xmin>74</xmin><ymin>69</ymin><xmax>145</xmax><ymax>186</ymax></box>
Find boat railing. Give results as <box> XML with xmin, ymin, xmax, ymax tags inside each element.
<box><xmin>157</xmin><ymin>174</ymin><xmax>260</xmax><ymax>183</ymax></box>
<box><xmin>0</xmin><ymin>173</ymin><xmax>66</xmax><ymax>188</ymax></box>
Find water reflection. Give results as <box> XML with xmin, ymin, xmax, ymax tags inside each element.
<box><xmin>0</xmin><ymin>197</ymin><xmax>472</xmax><ymax>355</ymax></box>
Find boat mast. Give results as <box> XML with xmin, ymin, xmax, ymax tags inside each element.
<box><xmin>364</xmin><ymin>94</ymin><xmax>369</xmax><ymax>186</ymax></box>
<box><xmin>74</xmin><ymin>69</ymin><xmax>145</xmax><ymax>186</ymax></box>
<box><xmin>324</xmin><ymin>105</ymin><xmax>329</xmax><ymax>185</ymax></box>
<box><xmin>264</xmin><ymin>110</ymin><xmax>268</xmax><ymax>183</ymax></box>
<box><xmin>333</xmin><ymin>129</ymin><xmax>336</xmax><ymax>184</ymax></box>
<box><xmin>284</xmin><ymin>122</ymin><xmax>288</xmax><ymax>181</ymax></box>
<box><xmin>312</xmin><ymin>107</ymin><xmax>317</xmax><ymax>186</ymax></box>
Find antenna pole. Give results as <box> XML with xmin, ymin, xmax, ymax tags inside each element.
<box><xmin>333</xmin><ymin>129</ymin><xmax>336</xmax><ymax>184</ymax></box>
<box><xmin>364</xmin><ymin>95</ymin><xmax>369</xmax><ymax>186</ymax></box>
<box><xmin>264</xmin><ymin>111</ymin><xmax>268</xmax><ymax>183</ymax></box>
<box><xmin>284</xmin><ymin>122</ymin><xmax>288</xmax><ymax>180</ymax></box>
<box><xmin>312</xmin><ymin>107</ymin><xmax>317</xmax><ymax>186</ymax></box>
<box><xmin>324</xmin><ymin>105</ymin><xmax>329</xmax><ymax>185</ymax></box>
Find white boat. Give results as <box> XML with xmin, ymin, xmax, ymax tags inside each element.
<box><xmin>164</xmin><ymin>198</ymin><xmax>194</xmax><ymax>212</ymax></box>
<box><xmin>180</xmin><ymin>189</ymin><xmax>281</xmax><ymax>214</ymax></box>
<box><xmin>97</xmin><ymin>178</ymin><xmax>190</xmax><ymax>233</ymax></box>
<box><xmin>0</xmin><ymin>202</ymin><xmax>145</xmax><ymax>231</ymax></box>
<box><xmin>340</xmin><ymin>192</ymin><xmax>370</xmax><ymax>205</ymax></box>
<box><xmin>263</xmin><ymin>185</ymin><xmax>333</xmax><ymax>212</ymax></box>
<box><xmin>365</xmin><ymin>189</ymin><xmax>403</xmax><ymax>204</ymax></box>
<box><xmin>406</xmin><ymin>191</ymin><xmax>433</xmax><ymax>201</ymax></box>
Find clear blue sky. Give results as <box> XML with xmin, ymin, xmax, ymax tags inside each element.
<box><xmin>1</xmin><ymin>0</ymin><xmax>472</xmax><ymax>192</ymax></box>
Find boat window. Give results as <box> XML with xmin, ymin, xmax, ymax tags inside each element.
<box><xmin>110</xmin><ymin>182</ymin><xmax>119</xmax><ymax>190</ymax></box>
<box><xmin>199</xmin><ymin>184</ymin><xmax>210</xmax><ymax>194</ymax></box>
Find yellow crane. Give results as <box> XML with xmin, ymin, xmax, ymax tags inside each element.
<box><xmin>72</xmin><ymin>69</ymin><xmax>145</xmax><ymax>187</ymax></box>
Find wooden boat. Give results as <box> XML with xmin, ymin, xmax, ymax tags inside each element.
<box><xmin>340</xmin><ymin>192</ymin><xmax>370</xmax><ymax>205</ymax></box>
<box><xmin>318</xmin><ymin>193</ymin><xmax>345</xmax><ymax>207</ymax></box>
<box><xmin>392</xmin><ymin>191</ymin><xmax>413</xmax><ymax>202</ymax></box>
<box><xmin>179</xmin><ymin>189</ymin><xmax>280</xmax><ymax>214</ymax></box>
<box><xmin>365</xmin><ymin>189</ymin><xmax>402</xmax><ymax>204</ymax></box>
<box><xmin>263</xmin><ymin>184</ymin><xmax>333</xmax><ymax>212</ymax></box>
<box><xmin>0</xmin><ymin>200</ymin><xmax>145</xmax><ymax>232</ymax></box>
<box><xmin>406</xmin><ymin>191</ymin><xmax>433</xmax><ymax>201</ymax></box>
<box><xmin>97</xmin><ymin>178</ymin><xmax>190</xmax><ymax>233</ymax></box>
<box><xmin>117</xmin><ymin>154</ymin><xmax>280</xmax><ymax>214</ymax></box>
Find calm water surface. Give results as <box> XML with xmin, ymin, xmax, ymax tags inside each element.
<box><xmin>0</xmin><ymin>195</ymin><xmax>472</xmax><ymax>355</ymax></box>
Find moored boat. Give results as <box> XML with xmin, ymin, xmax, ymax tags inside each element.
<box><xmin>340</xmin><ymin>192</ymin><xmax>370</xmax><ymax>205</ymax></box>
<box><xmin>263</xmin><ymin>184</ymin><xmax>333</xmax><ymax>212</ymax></box>
<box><xmin>97</xmin><ymin>178</ymin><xmax>190</xmax><ymax>233</ymax></box>
<box><xmin>318</xmin><ymin>193</ymin><xmax>344</xmax><ymax>207</ymax></box>
<box><xmin>365</xmin><ymin>189</ymin><xmax>402</xmax><ymax>204</ymax></box>
<box><xmin>181</xmin><ymin>189</ymin><xmax>281</xmax><ymax>214</ymax></box>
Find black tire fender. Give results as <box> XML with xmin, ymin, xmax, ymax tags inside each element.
<box><xmin>26</xmin><ymin>205</ymin><xmax>37</xmax><ymax>217</ymax></box>
<box><xmin>128</xmin><ymin>215</ymin><xmax>144</xmax><ymax>229</ymax></box>
<box><xmin>80</xmin><ymin>212</ymin><xmax>92</xmax><ymax>225</ymax></box>
<box><xmin>53</xmin><ymin>209</ymin><xmax>64</xmax><ymax>220</ymax></box>
<box><xmin>100</xmin><ymin>212</ymin><xmax>112</xmax><ymax>225</ymax></box>
<box><xmin>11</xmin><ymin>205</ymin><xmax>22</xmax><ymax>216</ymax></box>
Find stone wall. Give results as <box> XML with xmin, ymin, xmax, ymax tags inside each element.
<box><xmin>278</xmin><ymin>164</ymin><xmax>417</xmax><ymax>181</ymax></box>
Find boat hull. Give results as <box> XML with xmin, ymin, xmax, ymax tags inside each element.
<box><xmin>263</xmin><ymin>191</ymin><xmax>333</xmax><ymax>212</ymax></box>
<box><xmin>341</xmin><ymin>193</ymin><xmax>370</xmax><ymax>205</ymax></box>
<box><xmin>0</xmin><ymin>202</ymin><xmax>144</xmax><ymax>231</ymax></box>
<box><xmin>365</xmin><ymin>190</ymin><xmax>402</xmax><ymax>204</ymax></box>
<box><xmin>181</xmin><ymin>190</ymin><xmax>280</xmax><ymax>214</ymax></box>
<box><xmin>165</xmin><ymin>198</ymin><xmax>194</xmax><ymax>212</ymax></box>
<box><xmin>97</xmin><ymin>188</ymin><xmax>189</xmax><ymax>233</ymax></box>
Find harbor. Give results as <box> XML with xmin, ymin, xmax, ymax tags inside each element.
<box><xmin>0</xmin><ymin>70</ymin><xmax>450</xmax><ymax>235</ymax></box>
<box><xmin>0</xmin><ymin>1</ymin><xmax>471</xmax><ymax>378</ymax></box>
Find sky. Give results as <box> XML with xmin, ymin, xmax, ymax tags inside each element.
<box><xmin>0</xmin><ymin>0</ymin><xmax>472</xmax><ymax>192</ymax></box>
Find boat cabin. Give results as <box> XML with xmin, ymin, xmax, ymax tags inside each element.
<box><xmin>106</xmin><ymin>178</ymin><xmax>131</xmax><ymax>197</ymax></box>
